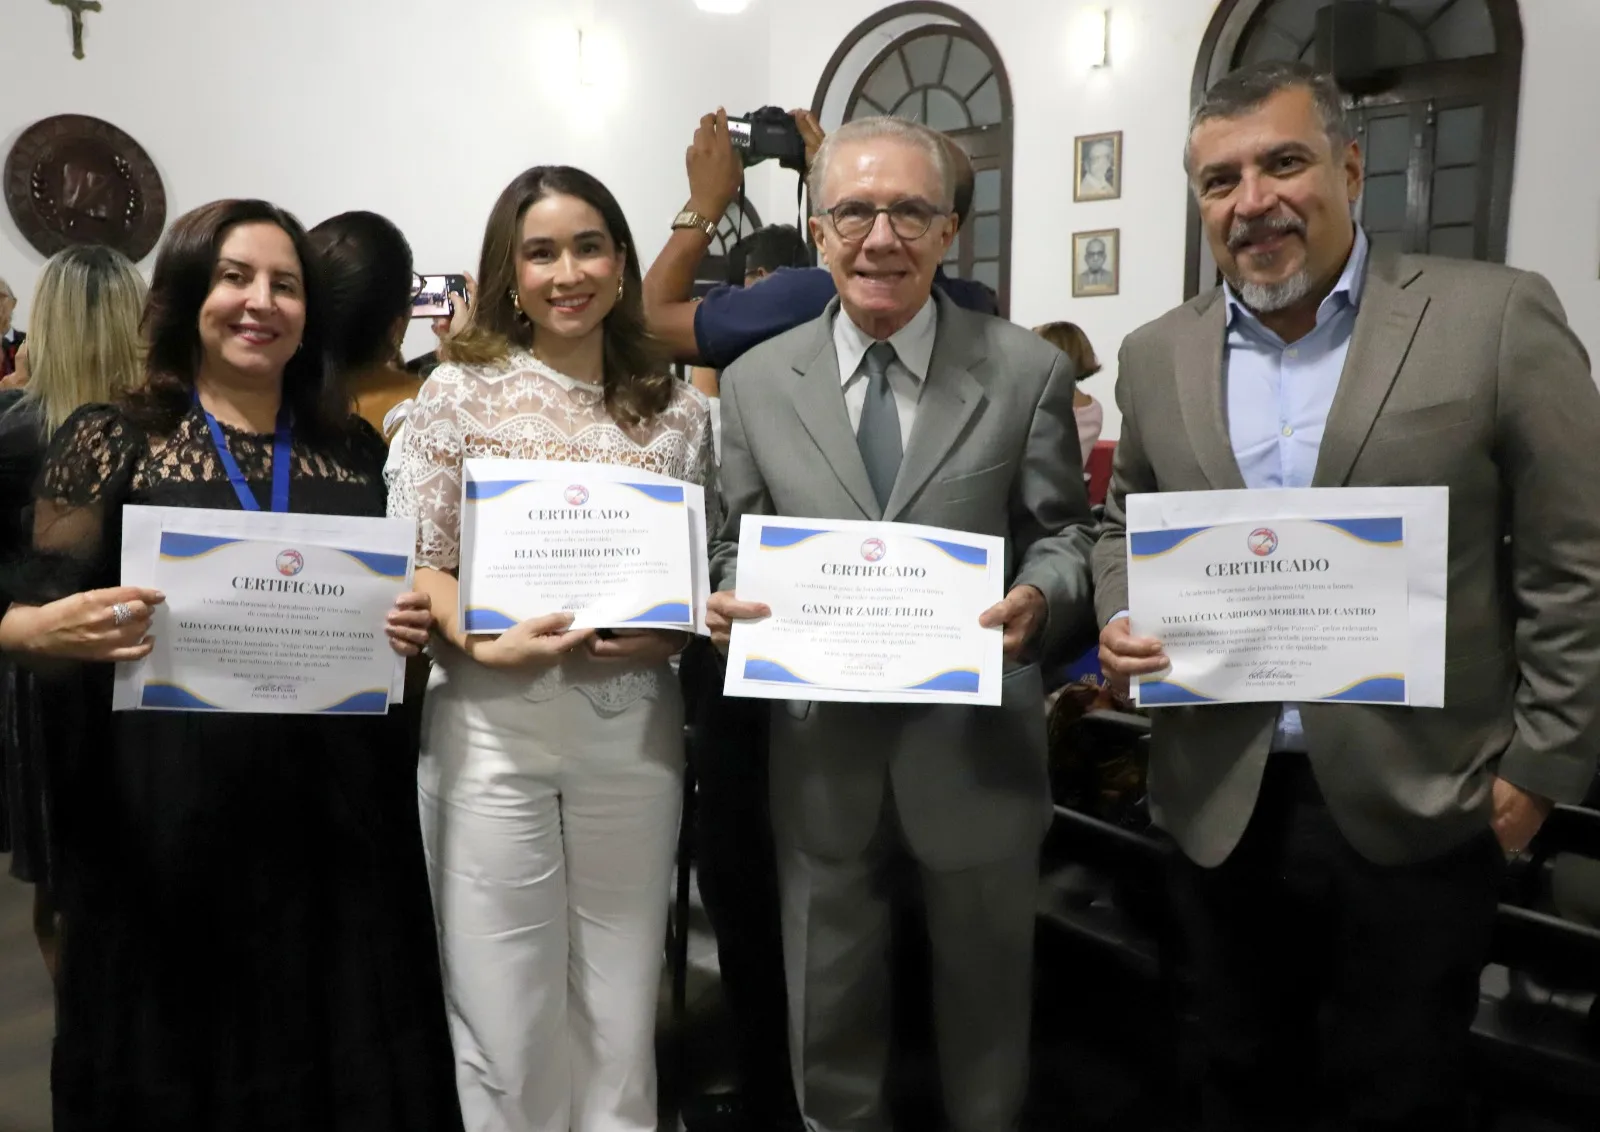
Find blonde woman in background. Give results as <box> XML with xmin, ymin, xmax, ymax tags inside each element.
<box><xmin>1034</xmin><ymin>320</ymin><xmax>1105</xmax><ymax>468</ymax></box>
<box><xmin>0</xmin><ymin>245</ymin><xmax>146</xmax><ymax>980</ymax></box>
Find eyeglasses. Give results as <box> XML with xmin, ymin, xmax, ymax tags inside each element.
<box><xmin>408</xmin><ymin>273</ymin><xmax>427</xmax><ymax>300</ymax></box>
<box><xmin>820</xmin><ymin>199</ymin><xmax>948</xmax><ymax>243</ymax></box>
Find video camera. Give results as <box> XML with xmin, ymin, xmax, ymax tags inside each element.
<box><xmin>727</xmin><ymin>106</ymin><xmax>807</xmax><ymax>173</ymax></box>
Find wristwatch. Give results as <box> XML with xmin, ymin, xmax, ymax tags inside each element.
<box><xmin>671</xmin><ymin>209</ymin><xmax>717</xmax><ymax>239</ymax></box>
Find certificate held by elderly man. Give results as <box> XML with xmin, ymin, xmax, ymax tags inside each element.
<box><xmin>1125</xmin><ymin>487</ymin><xmax>1448</xmax><ymax>709</ymax></box>
<box><xmin>459</xmin><ymin>459</ymin><xmax>702</xmax><ymax>633</ymax></box>
<box><xmin>115</xmin><ymin>507</ymin><xmax>414</xmax><ymax>714</ymax></box>
<box><xmin>724</xmin><ymin>516</ymin><xmax>1005</xmax><ymax>706</ymax></box>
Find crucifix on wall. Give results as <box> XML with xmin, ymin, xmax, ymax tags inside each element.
<box><xmin>50</xmin><ymin>0</ymin><xmax>102</xmax><ymax>60</ymax></box>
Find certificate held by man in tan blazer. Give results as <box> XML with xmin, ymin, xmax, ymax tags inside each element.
<box><xmin>1096</xmin><ymin>61</ymin><xmax>1600</xmax><ymax>1132</ymax></box>
<box><xmin>707</xmin><ymin>117</ymin><xmax>1095</xmax><ymax>1132</ymax></box>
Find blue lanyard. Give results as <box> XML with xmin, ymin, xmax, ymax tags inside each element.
<box><xmin>196</xmin><ymin>393</ymin><xmax>292</xmax><ymax>513</ymax></box>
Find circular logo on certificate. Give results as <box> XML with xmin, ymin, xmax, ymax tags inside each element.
<box><xmin>1247</xmin><ymin>528</ymin><xmax>1278</xmax><ymax>557</ymax></box>
<box><xmin>565</xmin><ymin>485</ymin><xmax>590</xmax><ymax>506</ymax></box>
<box><xmin>860</xmin><ymin>538</ymin><xmax>887</xmax><ymax>562</ymax></box>
<box><xmin>276</xmin><ymin>549</ymin><xmax>304</xmax><ymax>576</ymax></box>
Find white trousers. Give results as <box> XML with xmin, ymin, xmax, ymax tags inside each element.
<box><xmin>418</xmin><ymin>659</ymin><xmax>684</xmax><ymax>1132</ymax></box>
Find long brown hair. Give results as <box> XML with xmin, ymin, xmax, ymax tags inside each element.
<box><xmin>127</xmin><ymin>199</ymin><xmax>346</xmax><ymax>443</ymax></box>
<box><xmin>444</xmin><ymin>165</ymin><xmax>670</xmax><ymax>427</ymax></box>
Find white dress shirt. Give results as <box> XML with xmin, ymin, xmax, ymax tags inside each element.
<box><xmin>833</xmin><ymin>297</ymin><xmax>938</xmax><ymax>451</ymax></box>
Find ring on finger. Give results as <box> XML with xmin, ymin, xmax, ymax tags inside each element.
<box><xmin>112</xmin><ymin>602</ymin><xmax>134</xmax><ymax>627</ymax></box>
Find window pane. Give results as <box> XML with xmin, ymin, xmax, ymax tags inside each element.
<box><xmin>891</xmin><ymin>90</ymin><xmax>926</xmax><ymax>123</ymax></box>
<box><xmin>926</xmin><ymin>87</ymin><xmax>969</xmax><ymax>132</ymax></box>
<box><xmin>1429</xmin><ymin>225</ymin><xmax>1477</xmax><ymax>259</ymax></box>
<box><xmin>972</xmin><ymin>259</ymin><xmax>1000</xmax><ymax>291</ymax></box>
<box><xmin>862</xmin><ymin>52</ymin><xmax>910</xmax><ymax>110</ymax></box>
<box><xmin>902</xmin><ymin>35</ymin><xmax>948</xmax><ymax>87</ymax></box>
<box><xmin>968</xmin><ymin>74</ymin><xmax>1002</xmax><ymax>127</ymax></box>
<box><xmin>1263</xmin><ymin>0</ymin><xmax>1322</xmax><ymax>45</ymax></box>
<box><xmin>943</xmin><ymin>36</ymin><xmax>991</xmax><ymax>97</ymax></box>
<box><xmin>1431</xmin><ymin>166</ymin><xmax>1477</xmax><ymax>226</ymax></box>
<box><xmin>974</xmin><ymin>214</ymin><xmax>1002</xmax><ymax>259</ymax></box>
<box><xmin>1364</xmin><ymin>113</ymin><xmax>1411</xmax><ymax>176</ymax></box>
<box><xmin>1435</xmin><ymin>104</ymin><xmax>1483</xmax><ymax>167</ymax></box>
<box><xmin>848</xmin><ymin>96</ymin><xmax>885</xmax><ymax>122</ymax></box>
<box><xmin>1239</xmin><ymin>23</ymin><xmax>1302</xmax><ymax>67</ymax></box>
<box><xmin>974</xmin><ymin>168</ymin><xmax>1001</xmax><ymax>213</ymax></box>
<box><xmin>1362</xmin><ymin>173</ymin><xmax>1408</xmax><ymax>232</ymax></box>
<box><xmin>1428</xmin><ymin>0</ymin><xmax>1496</xmax><ymax>60</ymax></box>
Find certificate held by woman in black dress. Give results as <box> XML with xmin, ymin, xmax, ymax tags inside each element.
<box><xmin>116</xmin><ymin>505</ymin><xmax>415</xmax><ymax>714</ymax></box>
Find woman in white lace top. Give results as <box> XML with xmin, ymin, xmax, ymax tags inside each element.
<box><xmin>387</xmin><ymin>166</ymin><xmax>712</xmax><ymax>1132</ymax></box>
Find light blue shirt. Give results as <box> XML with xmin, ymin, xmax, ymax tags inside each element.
<box><xmin>1223</xmin><ymin>227</ymin><xmax>1370</xmax><ymax>750</ymax></box>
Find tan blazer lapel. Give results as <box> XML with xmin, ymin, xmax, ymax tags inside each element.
<box><xmin>1177</xmin><ymin>291</ymin><xmax>1248</xmax><ymax>491</ymax></box>
<box><xmin>884</xmin><ymin>293</ymin><xmax>985</xmax><ymax>521</ymax></box>
<box><xmin>1312</xmin><ymin>252</ymin><xmax>1428</xmax><ymax>487</ymax></box>
<box><xmin>788</xmin><ymin>300</ymin><xmax>879</xmax><ymax>519</ymax></box>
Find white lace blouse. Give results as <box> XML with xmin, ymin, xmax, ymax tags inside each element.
<box><xmin>387</xmin><ymin>350</ymin><xmax>715</xmax><ymax>713</ymax></box>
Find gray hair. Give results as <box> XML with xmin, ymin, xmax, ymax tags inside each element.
<box><xmin>807</xmin><ymin>116</ymin><xmax>955</xmax><ymax>212</ymax></box>
<box><xmin>1185</xmin><ymin>61</ymin><xmax>1353</xmax><ymax>176</ymax></box>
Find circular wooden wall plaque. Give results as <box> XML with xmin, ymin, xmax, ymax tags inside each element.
<box><xmin>4</xmin><ymin>114</ymin><xmax>167</xmax><ymax>261</ymax></box>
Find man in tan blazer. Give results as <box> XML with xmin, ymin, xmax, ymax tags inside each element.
<box><xmin>1096</xmin><ymin>61</ymin><xmax>1600</xmax><ymax>1131</ymax></box>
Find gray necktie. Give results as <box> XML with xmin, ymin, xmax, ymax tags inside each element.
<box><xmin>856</xmin><ymin>341</ymin><xmax>902</xmax><ymax>510</ymax></box>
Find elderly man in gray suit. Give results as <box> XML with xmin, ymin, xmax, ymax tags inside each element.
<box><xmin>706</xmin><ymin>115</ymin><xmax>1095</xmax><ymax>1131</ymax></box>
<box><xmin>1096</xmin><ymin>61</ymin><xmax>1600</xmax><ymax>1132</ymax></box>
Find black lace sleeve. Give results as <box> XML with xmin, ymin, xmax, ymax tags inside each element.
<box><xmin>37</xmin><ymin>403</ymin><xmax>141</xmax><ymax>511</ymax></box>
<box><xmin>12</xmin><ymin>403</ymin><xmax>142</xmax><ymax>603</ymax></box>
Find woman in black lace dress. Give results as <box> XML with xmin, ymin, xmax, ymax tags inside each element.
<box><xmin>0</xmin><ymin>200</ymin><xmax>464</xmax><ymax>1132</ymax></box>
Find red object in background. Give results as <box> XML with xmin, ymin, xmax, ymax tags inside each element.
<box><xmin>1086</xmin><ymin>440</ymin><xmax>1115</xmax><ymax>507</ymax></box>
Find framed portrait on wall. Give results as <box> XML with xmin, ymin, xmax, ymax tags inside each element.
<box><xmin>1073</xmin><ymin>131</ymin><xmax>1122</xmax><ymax>202</ymax></box>
<box><xmin>1072</xmin><ymin>229</ymin><xmax>1119</xmax><ymax>297</ymax></box>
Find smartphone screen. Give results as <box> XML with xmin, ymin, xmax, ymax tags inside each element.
<box><xmin>411</xmin><ymin>275</ymin><xmax>467</xmax><ymax>319</ymax></box>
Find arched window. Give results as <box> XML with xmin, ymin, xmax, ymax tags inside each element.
<box><xmin>695</xmin><ymin>198</ymin><xmax>763</xmax><ymax>291</ymax></box>
<box><xmin>812</xmin><ymin>3</ymin><xmax>1014</xmax><ymax>315</ymax></box>
<box><xmin>1186</xmin><ymin>0</ymin><xmax>1522</xmax><ymax>298</ymax></box>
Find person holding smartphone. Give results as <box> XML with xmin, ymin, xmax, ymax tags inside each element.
<box><xmin>387</xmin><ymin>165</ymin><xmax>714</xmax><ymax>1130</ymax></box>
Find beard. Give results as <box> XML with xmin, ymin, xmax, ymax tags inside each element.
<box><xmin>1225</xmin><ymin>214</ymin><xmax>1311</xmax><ymax>313</ymax></box>
<box><xmin>1236</xmin><ymin>270</ymin><xmax>1313</xmax><ymax>313</ymax></box>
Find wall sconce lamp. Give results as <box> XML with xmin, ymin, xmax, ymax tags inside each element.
<box><xmin>577</xmin><ymin>25</ymin><xmax>598</xmax><ymax>86</ymax></box>
<box><xmin>1093</xmin><ymin>8</ymin><xmax>1112</xmax><ymax>69</ymax></box>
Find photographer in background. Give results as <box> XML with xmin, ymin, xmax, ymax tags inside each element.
<box><xmin>688</xmin><ymin>223</ymin><xmax>811</xmax><ymax>463</ymax></box>
<box><xmin>643</xmin><ymin>108</ymin><xmax>998</xmax><ymax>371</ymax></box>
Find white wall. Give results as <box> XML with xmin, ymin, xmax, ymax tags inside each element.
<box><xmin>771</xmin><ymin>0</ymin><xmax>1600</xmax><ymax>439</ymax></box>
<box><xmin>0</xmin><ymin>0</ymin><xmax>774</xmax><ymax>362</ymax></box>
<box><xmin>4</xmin><ymin>0</ymin><xmax>1594</xmax><ymax>434</ymax></box>
<box><xmin>1505</xmin><ymin>0</ymin><xmax>1600</xmax><ymax>364</ymax></box>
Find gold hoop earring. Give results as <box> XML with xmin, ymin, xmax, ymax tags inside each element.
<box><xmin>511</xmin><ymin>289</ymin><xmax>528</xmax><ymax>323</ymax></box>
<box><xmin>615</xmin><ymin>277</ymin><xmax>625</xmax><ymax>302</ymax></box>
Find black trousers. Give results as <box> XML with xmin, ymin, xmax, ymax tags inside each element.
<box><xmin>1169</xmin><ymin>754</ymin><xmax>1502</xmax><ymax>1132</ymax></box>
<box><xmin>682</xmin><ymin>643</ymin><xmax>802</xmax><ymax>1122</ymax></box>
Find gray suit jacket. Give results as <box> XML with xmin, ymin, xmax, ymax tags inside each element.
<box><xmin>710</xmin><ymin>292</ymin><xmax>1096</xmax><ymax>870</ymax></box>
<box><xmin>1094</xmin><ymin>250</ymin><xmax>1600</xmax><ymax>868</ymax></box>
